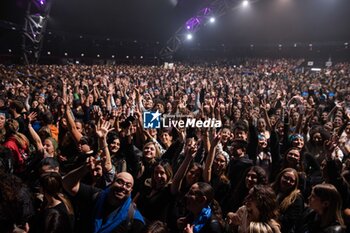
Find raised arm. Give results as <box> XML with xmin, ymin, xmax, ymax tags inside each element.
<box><xmin>27</xmin><ymin>112</ymin><xmax>44</xmax><ymax>154</ymax></box>
<box><xmin>203</xmin><ymin>132</ymin><xmax>221</xmax><ymax>183</ymax></box>
<box><xmin>171</xmin><ymin>133</ymin><xmax>197</xmax><ymax>195</ymax></box>
<box><xmin>62</xmin><ymin>157</ymin><xmax>96</xmax><ymax>196</ymax></box>
<box><xmin>95</xmin><ymin>118</ymin><xmax>114</xmax><ymax>172</ymax></box>
<box><xmin>65</xmin><ymin>102</ymin><xmax>83</xmax><ymax>143</ymax></box>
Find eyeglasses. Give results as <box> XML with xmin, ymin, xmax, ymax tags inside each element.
<box><xmin>114</xmin><ymin>178</ymin><xmax>133</xmax><ymax>190</ymax></box>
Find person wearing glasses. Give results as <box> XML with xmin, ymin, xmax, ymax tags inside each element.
<box><xmin>62</xmin><ymin>158</ymin><xmax>145</xmax><ymax>233</ymax></box>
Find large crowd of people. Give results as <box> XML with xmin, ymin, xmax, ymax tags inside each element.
<box><xmin>0</xmin><ymin>58</ymin><xmax>350</xmax><ymax>233</ymax></box>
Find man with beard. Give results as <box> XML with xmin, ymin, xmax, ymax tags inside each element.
<box><xmin>63</xmin><ymin>158</ymin><xmax>145</xmax><ymax>233</ymax></box>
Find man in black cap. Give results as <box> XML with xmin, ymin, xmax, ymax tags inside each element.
<box><xmin>227</xmin><ymin>139</ymin><xmax>253</xmax><ymax>192</ymax></box>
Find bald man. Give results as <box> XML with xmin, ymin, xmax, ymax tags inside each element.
<box><xmin>63</xmin><ymin>157</ymin><xmax>145</xmax><ymax>233</ymax></box>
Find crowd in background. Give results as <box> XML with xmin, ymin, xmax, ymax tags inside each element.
<box><xmin>0</xmin><ymin>58</ymin><xmax>350</xmax><ymax>233</ymax></box>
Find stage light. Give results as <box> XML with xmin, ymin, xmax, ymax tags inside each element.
<box><xmin>294</xmin><ymin>43</ymin><xmax>297</xmax><ymax>47</ymax></box>
<box><xmin>81</xmin><ymin>53</ymin><xmax>84</xmax><ymax>57</ymax></box>
<box><xmin>140</xmin><ymin>56</ymin><xmax>143</xmax><ymax>59</ymax></box>
<box><xmin>75</xmin><ymin>61</ymin><xmax>79</xmax><ymax>64</ymax></box>
<box><xmin>242</xmin><ymin>0</ymin><xmax>249</xmax><ymax>7</ymax></box>
<box><xmin>79</xmin><ymin>35</ymin><xmax>83</xmax><ymax>39</ymax></box>
<box><xmin>209</xmin><ymin>17</ymin><xmax>215</xmax><ymax>23</ymax></box>
<box><xmin>126</xmin><ymin>56</ymin><xmax>129</xmax><ymax>59</ymax></box>
<box><xmin>40</xmin><ymin>0</ymin><xmax>44</xmax><ymax>5</ymax></box>
<box><xmin>97</xmin><ymin>54</ymin><xmax>100</xmax><ymax>58</ymax></box>
<box><xmin>47</xmin><ymin>51</ymin><xmax>51</xmax><ymax>55</ymax></box>
<box><xmin>64</xmin><ymin>52</ymin><xmax>68</xmax><ymax>56</ymax></box>
<box><xmin>8</xmin><ymin>49</ymin><xmax>12</xmax><ymax>53</ymax></box>
<box><xmin>186</xmin><ymin>34</ymin><xmax>193</xmax><ymax>40</ymax></box>
<box><xmin>112</xmin><ymin>55</ymin><xmax>115</xmax><ymax>58</ymax></box>
<box><xmin>186</xmin><ymin>25</ymin><xmax>191</xmax><ymax>30</ymax></box>
<box><xmin>11</xmin><ymin>27</ymin><xmax>16</xmax><ymax>30</ymax></box>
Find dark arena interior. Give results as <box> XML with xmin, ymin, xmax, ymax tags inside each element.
<box><xmin>0</xmin><ymin>1</ymin><xmax>350</xmax><ymax>233</ymax></box>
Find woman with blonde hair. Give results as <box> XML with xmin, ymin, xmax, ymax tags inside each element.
<box><xmin>271</xmin><ymin>168</ymin><xmax>304</xmax><ymax>233</ymax></box>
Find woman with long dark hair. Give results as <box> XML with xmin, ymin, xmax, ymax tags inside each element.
<box><xmin>222</xmin><ymin>166</ymin><xmax>268</xmax><ymax>214</ymax></box>
<box><xmin>37</xmin><ymin>172</ymin><xmax>74</xmax><ymax>233</ymax></box>
<box><xmin>135</xmin><ymin>160</ymin><xmax>177</xmax><ymax>224</ymax></box>
<box><xmin>177</xmin><ymin>182</ymin><xmax>224</xmax><ymax>233</ymax></box>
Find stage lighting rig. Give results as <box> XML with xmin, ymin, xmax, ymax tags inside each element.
<box><xmin>22</xmin><ymin>0</ymin><xmax>53</xmax><ymax>64</ymax></box>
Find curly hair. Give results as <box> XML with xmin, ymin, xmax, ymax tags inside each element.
<box><xmin>246</xmin><ymin>185</ymin><xmax>278</xmax><ymax>223</ymax></box>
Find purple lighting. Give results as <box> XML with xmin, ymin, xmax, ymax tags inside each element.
<box><xmin>185</xmin><ymin>17</ymin><xmax>200</xmax><ymax>32</ymax></box>
<box><xmin>200</xmin><ymin>7</ymin><xmax>211</xmax><ymax>16</ymax></box>
<box><xmin>39</xmin><ymin>0</ymin><xmax>45</xmax><ymax>5</ymax></box>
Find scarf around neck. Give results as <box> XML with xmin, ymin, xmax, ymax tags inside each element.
<box><xmin>192</xmin><ymin>205</ymin><xmax>212</xmax><ymax>233</ymax></box>
<box><xmin>93</xmin><ymin>188</ymin><xmax>144</xmax><ymax>233</ymax></box>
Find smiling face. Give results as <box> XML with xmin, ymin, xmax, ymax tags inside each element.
<box><xmin>213</xmin><ymin>154</ymin><xmax>227</xmax><ymax>174</ymax></box>
<box><xmin>257</xmin><ymin>118</ymin><xmax>266</xmax><ymax>132</ymax></box>
<box><xmin>160</xmin><ymin>132</ymin><xmax>172</xmax><ymax>147</ymax></box>
<box><xmin>153</xmin><ymin>165</ymin><xmax>169</xmax><ymax>189</ymax></box>
<box><xmin>286</xmin><ymin>149</ymin><xmax>300</xmax><ymax>166</ymax></box>
<box><xmin>279</xmin><ymin>170</ymin><xmax>297</xmax><ymax>193</ymax></box>
<box><xmin>143</xmin><ymin>142</ymin><xmax>157</xmax><ymax>162</ymax></box>
<box><xmin>109</xmin><ymin>138</ymin><xmax>120</xmax><ymax>153</ymax></box>
<box><xmin>43</xmin><ymin>139</ymin><xmax>55</xmax><ymax>156</ymax></box>
<box><xmin>221</xmin><ymin>128</ymin><xmax>231</xmax><ymax>142</ymax></box>
<box><xmin>292</xmin><ymin>136</ymin><xmax>304</xmax><ymax>149</ymax></box>
<box><xmin>108</xmin><ymin>172</ymin><xmax>134</xmax><ymax>206</ymax></box>
<box><xmin>245</xmin><ymin>170</ymin><xmax>258</xmax><ymax>190</ymax></box>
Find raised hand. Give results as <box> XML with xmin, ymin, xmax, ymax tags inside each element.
<box><xmin>27</xmin><ymin>111</ymin><xmax>37</xmax><ymax>123</ymax></box>
<box><xmin>174</xmin><ymin>126</ymin><xmax>186</xmax><ymax>143</ymax></box>
<box><xmin>183</xmin><ymin>224</ymin><xmax>194</xmax><ymax>233</ymax></box>
<box><xmin>212</xmin><ymin>130</ymin><xmax>222</xmax><ymax>147</ymax></box>
<box><xmin>96</xmin><ymin>118</ymin><xmax>115</xmax><ymax>139</ymax></box>
<box><xmin>185</xmin><ymin>138</ymin><xmax>198</xmax><ymax>158</ymax></box>
<box><xmin>108</xmin><ymin>84</ymin><xmax>115</xmax><ymax>95</ymax></box>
